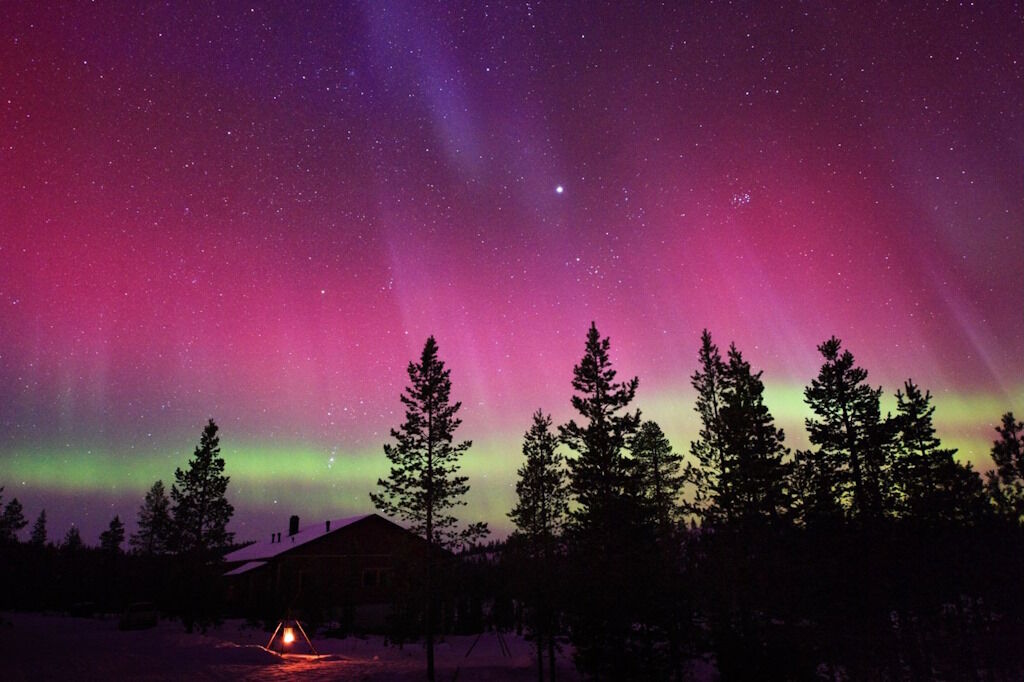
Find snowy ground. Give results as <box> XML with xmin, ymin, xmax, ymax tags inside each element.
<box><xmin>0</xmin><ymin>612</ymin><xmax>583</xmax><ymax>681</ymax></box>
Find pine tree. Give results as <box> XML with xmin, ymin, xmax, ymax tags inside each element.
<box><xmin>717</xmin><ymin>344</ymin><xmax>791</xmax><ymax>525</ymax></box>
<box><xmin>986</xmin><ymin>412</ymin><xmax>1024</xmax><ymax>522</ymax></box>
<box><xmin>559</xmin><ymin>321</ymin><xmax>641</xmax><ymax>531</ymax></box>
<box><xmin>801</xmin><ymin>337</ymin><xmax>895</xmax><ymax>522</ymax></box>
<box><xmin>30</xmin><ymin>509</ymin><xmax>47</xmax><ymax>546</ymax></box>
<box><xmin>510</xmin><ymin>410</ymin><xmax>569</xmax><ymax>547</ymax></box>
<box><xmin>892</xmin><ymin>380</ymin><xmax>984</xmax><ymax>522</ymax></box>
<box><xmin>171</xmin><ymin>419</ymin><xmax>234</xmax><ymax>554</ymax></box>
<box><xmin>62</xmin><ymin>525</ymin><xmax>83</xmax><ymax>551</ymax></box>
<box><xmin>370</xmin><ymin>336</ymin><xmax>488</xmax><ymax>682</ymax></box>
<box><xmin>509</xmin><ymin>410</ymin><xmax>569</xmax><ymax>682</ymax></box>
<box><xmin>131</xmin><ymin>480</ymin><xmax>173</xmax><ymax>555</ymax></box>
<box><xmin>100</xmin><ymin>515</ymin><xmax>126</xmax><ymax>553</ymax></box>
<box><xmin>558</xmin><ymin>322</ymin><xmax>649</xmax><ymax>680</ymax></box>
<box><xmin>630</xmin><ymin>420</ymin><xmax>684</xmax><ymax>532</ymax></box>
<box><xmin>684</xmin><ymin>330</ymin><xmax>728</xmax><ymax>526</ymax></box>
<box><xmin>0</xmin><ymin>496</ymin><xmax>27</xmax><ymax>543</ymax></box>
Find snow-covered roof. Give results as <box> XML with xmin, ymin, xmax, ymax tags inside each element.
<box><xmin>224</xmin><ymin>560</ymin><xmax>267</xmax><ymax>576</ymax></box>
<box><xmin>224</xmin><ymin>514</ymin><xmax>374</xmax><ymax>564</ymax></box>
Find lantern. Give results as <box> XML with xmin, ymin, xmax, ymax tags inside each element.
<box><xmin>266</xmin><ymin>618</ymin><xmax>318</xmax><ymax>656</ymax></box>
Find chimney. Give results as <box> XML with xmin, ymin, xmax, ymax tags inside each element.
<box><xmin>270</xmin><ymin>533</ymin><xmax>275</xmax><ymax>544</ymax></box>
<box><xmin>289</xmin><ymin>515</ymin><xmax>300</xmax><ymax>536</ymax></box>
<box><xmin>325</xmin><ymin>520</ymin><xmax>331</xmax><ymax>533</ymax></box>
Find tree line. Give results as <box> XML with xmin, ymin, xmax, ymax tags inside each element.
<box><xmin>369</xmin><ymin>324</ymin><xmax>1022</xmax><ymax>680</ymax></box>
<box><xmin>2</xmin><ymin>323</ymin><xmax>1021</xmax><ymax>679</ymax></box>
<box><xmin>0</xmin><ymin>418</ymin><xmax>236</xmax><ymax>631</ymax></box>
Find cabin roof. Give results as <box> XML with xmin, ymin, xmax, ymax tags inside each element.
<box><xmin>223</xmin><ymin>560</ymin><xmax>267</xmax><ymax>576</ymax></box>
<box><xmin>223</xmin><ymin>513</ymin><xmax>375</xmax><ymax>563</ymax></box>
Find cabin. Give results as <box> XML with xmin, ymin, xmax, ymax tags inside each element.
<box><xmin>223</xmin><ymin>513</ymin><xmax>431</xmax><ymax>629</ymax></box>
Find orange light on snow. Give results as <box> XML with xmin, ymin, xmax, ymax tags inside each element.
<box><xmin>283</xmin><ymin>627</ymin><xmax>295</xmax><ymax>645</ymax></box>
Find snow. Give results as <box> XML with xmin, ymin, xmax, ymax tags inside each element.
<box><xmin>0</xmin><ymin>612</ymin><xmax>585</xmax><ymax>680</ymax></box>
<box><xmin>223</xmin><ymin>514</ymin><xmax>373</xmax><ymax>563</ymax></box>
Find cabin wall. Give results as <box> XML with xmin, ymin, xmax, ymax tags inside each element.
<box><xmin>225</xmin><ymin>516</ymin><xmax>430</xmax><ymax>629</ymax></box>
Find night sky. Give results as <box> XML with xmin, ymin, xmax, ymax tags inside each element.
<box><xmin>1</xmin><ymin>2</ymin><xmax>1021</xmax><ymax>544</ymax></box>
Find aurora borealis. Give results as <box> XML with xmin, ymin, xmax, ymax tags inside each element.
<box><xmin>1</xmin><ymin>2</ymin><xmax>1021</xmax><ymax>544</ymax></box>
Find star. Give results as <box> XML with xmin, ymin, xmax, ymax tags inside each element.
<box><xmin>556</xmin><ymin>185</ymin><xmax>564</xmax><ymax>194</ymax></box>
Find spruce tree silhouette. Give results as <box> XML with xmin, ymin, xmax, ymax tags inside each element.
<box><xmin>99</xmin><ymin>515</ymin><xmax>125</xmax><ymax>553</ymax></box>
<box><xmin>630</xmin><ymin>420</ymin><xmax>684</xmax><ymax>533</ymax></box>
<box><xmin>560</xmin><ymin>322</ymin><xmax>641</xmax><ymax>531</ymax></box>
<box><xmin>370</xmin><ymin>336</ymin><xmax>488</xmax><ymax>682</ymax></box>
<box><xmin>171</xmin><ymin>419</ymin><xmax>234</xmax><ymax>632</ymax></box>
<box><xmin>131</xmin><ymin>480</ymin><xmax>173</xmax><ymax>555</ymax></box>
<box><xmin>171</xmin><ymin>420</ymin><xmax>234</xmax><ymax>554</ymax></box>
<box><xmin>558</xmin><ymin>322</ymin><xmax>648</xmax><ymax>680</ymax></box>
<box><xmin>893</xmin><ymin>380</ymin><xmax>985</xmax><ymax>522</ymax></box>
<box><xmin>684</xmin><ymin>330</ymin><xmax>728</xmax><ymax>526</ymax></box>
<box><xmin>29</xmin><ymin>509</ymin><xmax>47</xmax><ymax>546</ymax></box>
<box><xmin>62</xmin><ymin>525</ymin><xmax>83</xmax><ymax>551</ymax></box>
<box><xmin>717</xmin><ymin>343</ymin><xmax>791</xmax><ymax>526</ymax></box>
<box><xmin>509</xmin><ymin>410</ymin><xmax>568</xmax><ymax>682</ymax></box>
<box><xmin>799</xmin><ymin>336</ymin><xmax>895</xmax><ymax>523</ymax></box>
<box><xmin>0</xmin><ymin>495</ymin><xmax>27</xmax><ymax>543</ymax></box>
<box><xmin>986</xmin><ymin>412</ymin><xmax>1024</xmax><ymax>522</ymax></box>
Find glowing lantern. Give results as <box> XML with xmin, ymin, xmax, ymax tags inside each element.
<box><xmin>266</xmin><ymin>618</ymin><xmax>318</xmax><ymax>656</ymax></box>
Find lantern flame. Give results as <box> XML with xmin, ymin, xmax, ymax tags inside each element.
<box><xmin>283</xmin><ymin>627</ymin><xmax>295</xmax><ymax>645</ymax></box>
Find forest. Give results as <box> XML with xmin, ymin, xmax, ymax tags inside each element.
<box><xmin>1</xmin><ymin>324</ymin><xmax>1022</xmax><ymax>681</ymax></box>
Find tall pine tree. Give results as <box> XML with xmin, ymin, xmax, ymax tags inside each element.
<box><xmin>684</xmin><ymin>330</ymin><xmax>728</xmax><ymax>526</ymax></box>
<box><xmin>370</xmin><ymin>336</ymin><xmax>487</xmax><ymax>682</ymax></box>
<box><xmin>560</xmin><ymin>322</ymin><xmax>641</xmax><ymax>532</ymax></box>
<box><xmin>131</xmin><ymin>480</ymin><xmax>173</xmax><ymax>555</ymax></box>
<box><xmin>800</xmin><ymin>337</ymin><xmax>894</xmax><ymax>523</ymax></box>
<box><xmin>171</xmin><ymin>419</ymin><xmax>234</xmax><ymax>554</ymax></box>
<box><xmin>717</xmin><ymin>343</ymin><xmax>791</xmax><ymax>526</ymax></box>
<box><xmin>558</xmin><ymin>322</ymin><xmax>649</xmax><ymax>680</ymax></box>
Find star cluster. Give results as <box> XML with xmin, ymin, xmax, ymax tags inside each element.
<box><xmin>1</xmin><ymin>2</ymin><xmax>1021</xmax><ymax>542</ymax></box>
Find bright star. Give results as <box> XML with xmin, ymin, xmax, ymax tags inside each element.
<box><xmin>556</xmin><ymin>185</ymin><xmax>564</xmax><ymax>194</ymax></box>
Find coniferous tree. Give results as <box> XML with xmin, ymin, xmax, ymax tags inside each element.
<box><xmin>893</xmin><ymin>380</ymin><xmax>984</xmax><ymax>522</ymax></box>
<box><xmin>510</xmin><ymin>410</ymin><xmax>569</xmax><ymax>549</ymax></box>
<box><xmin>800</xmin><ymin>337</ymin><xmax>895</xmax><ymax>522</ymax></box>
<box><xmin>630</xmin><ymin>420</ymin><xmax>684</xmax><ymax>532</ymax></box>
<box><xmin>30</xmin><ymin>509</ymin><xmax>47</xmax><ymax>546</ymax></box>
<box><xmin>559</xmin><ymin>322</ymin><xmax>648</xmax><ymax>680</ymax></box>
<box><xmin>100</xmin><ymin>515</ymin><xmax>126</xmax><ymax>553</ymax></box>
<box><xmin>509</xmin><ymin>410</ymin><xmax>569</xmax><ymax>682</ymax></box>
<box><xmin>370</xmin><ymin>336</ymin><xmax>487</xmax><ymax>682</ymax></box>
<box><xmin>131</xmin><ymin>480</ymin><xmax>172</xmax><ymax>555</ymax></box>
<box><xmin>717</xmin><ymin>344</ymin><xmax>791</xmax><ymax>525</ymax></box>
<box><xmin>0</xmin><ymin>496</ymin><xmax>27</xmax><ymax>543</ymax></box>
<box><xmin>986</xmin><ymin>412</ymin><xmax>1024</xmax><ymax>522</ymax></box>
<box><xmin>560</xmin><ymin>322</ymin><xmax>641</xmax><ymax>531</ymax></box>
<box><xmin>62</xmin><ymin>525</ymin><xmax>83</xmax><ymax>551</ymax></box>
<box><xmin>171</xmin><ymin>420</ymin><xmax>235</xmax><ymax>633</ymax></box>
<box><xmin>684</xmin><ymin>330</ymin><xmax>728</xmax><ymax>526</ymax></box>
<box><xmin>171</xmin><ymin>419</ymin><xmax>234</xmax><ymax>554</ymax></box>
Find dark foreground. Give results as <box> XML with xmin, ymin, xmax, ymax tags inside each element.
<box><xmin>0</xmin><ymin>612</ymin><xmax>592</xmax><ymax>681</ymax></box>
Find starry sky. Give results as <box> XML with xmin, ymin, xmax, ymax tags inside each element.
<box><xmin>1</xmin><ymin>1</ymin><xmax>1021</xmax><ymax>545</ymax></box>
